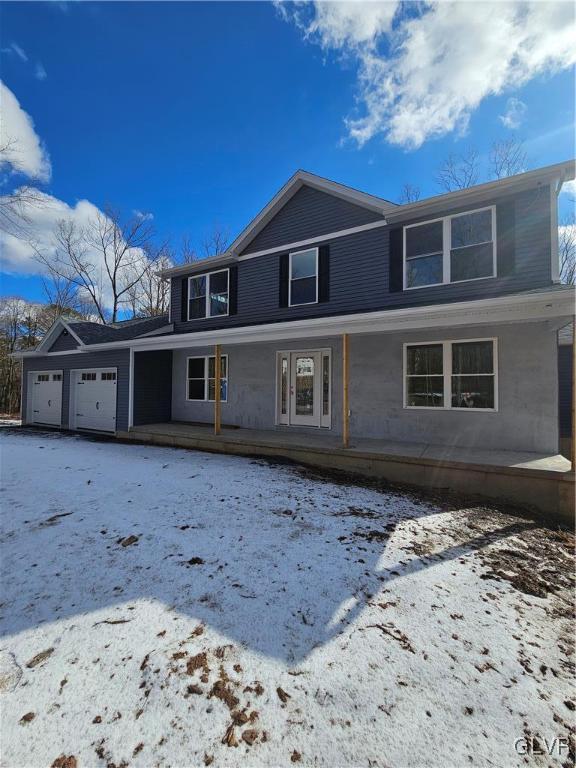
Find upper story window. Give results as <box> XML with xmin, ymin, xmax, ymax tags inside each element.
<box><xmin>187</xmin><ymin>269</ymin><xmax>229</xmax><ymax>320</ymax></box>
<box><xmin>404</xmin><ymin>206</ymin><xmax>496</xmax><ymax>290</ymax></box>
<box><xmin>289</xmin><ymin>248</ymin><xmax>318</xmax><ymax>307</ymax></box>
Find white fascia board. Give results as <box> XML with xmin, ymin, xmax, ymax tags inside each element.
<box><xmin>79</xmin><ymin>288</ymin><xmax>575</xmax><ymax>353</ymax></box>
<box><xmin>28</xmin><ymin>317</ymin><xmax>85</xmax><ymax>354</ymax></box>
<box><xmin>387</xmin><ymin>160</ymin><xmax>576</xmax><ymax>223</ymax></box>
<box><xmin>159</xmin><ymin>254</ymin><xmax>236</xmax><ymax>280</ymax></box>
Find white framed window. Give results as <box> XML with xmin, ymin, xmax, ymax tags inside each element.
<box><xmin>186</xmin><ymin>355</ymin><xmax>228</xmax><ymax>402</ymax></box>
<box><xmin>187</xmin><ymin>269</ymin><xmax>229</xmax><ymax>320</ymax></box>
<box><xmin>289</xmin><ymin>248</ymin><xmax>318</xmax><ymax>307</ymax></box>
<box><xmin>403</xmin><ymin>338</ymin><xmax>498</xmax><ymax>411</ymax></box>
<box><xmin>403</xmin><ymin>206</ymin><xmax>496</xmax><ymax>290</ymax></box>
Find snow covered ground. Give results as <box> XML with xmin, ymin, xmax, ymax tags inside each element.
<box><xmin>0</xmin><ymin>427</ymin><xmax>574</xmax><ymax>768</ymax></box>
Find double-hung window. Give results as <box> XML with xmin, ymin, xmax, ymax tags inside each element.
<box><xmin>187</xmin><ymin>269</ymin><xmax>229</xmax><ymax>320</ymax></box>
<box><xmin>289</xmin><ymin>248</ymin><xmax>318</xmax><ymax>307</ymax></box>
<box><xmin>404</xmin><ymin>339</ymin><xmax>497</xmax><ymax>411</ymax></box>
<box><xmin>404</xmin><ymin>207</ymin><xmax>496</xmax><ymax>289</ymax></box>
<box><xmin>186</xmin><ymin>355</ymin><xmax>228</xmax><ymax>402</ymax></box>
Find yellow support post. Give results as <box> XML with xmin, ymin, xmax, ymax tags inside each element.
<box><xmin>342</xmin><ymin>333</ymin><xmax>349</xmax><ymax>448</ymax></box>
<box><xmin>572</xmin><ymin>316</ymin><xmax>575</xmax><ymax>472</ymax></box>
<box><xmin>214</xmin><ymin>344</ymin><xmax>221</xmax><ymax>436</ymax></box>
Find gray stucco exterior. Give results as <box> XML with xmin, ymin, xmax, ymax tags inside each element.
<box><xmin>22</xmin><ymin>350</ymin><xmax>130</xmax><ymax>431</ymax></box>
<box><xmin>170</xmin><ymin>321</ymin><xmax>559</xmax><ymax>453</ymax></box>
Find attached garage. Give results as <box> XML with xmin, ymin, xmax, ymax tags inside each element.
<box><xmin>69</xmin><ymin>368</ymin><xmax>118</xmax><ymax>433</ymax></box>
<box><xmin>28</xmin><ymin>371</ymin><xmax>63</xmax><ymax>426</ymax></box>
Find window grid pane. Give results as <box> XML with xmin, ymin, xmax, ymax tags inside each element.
<box><xmin>451</xmin><ymin>209</ymin><xmax>492</xmax><ymax>248</ymax></box>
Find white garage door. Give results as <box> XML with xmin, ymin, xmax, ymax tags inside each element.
<box><xmin>30</xmin><ymin>371</ymin><xmax>63</xmax><ymax>426</ymax></box>
<box><xmin>72</xmin><ymin>368</ymin><xmax>117</xmax><ymax>432</ymax></box>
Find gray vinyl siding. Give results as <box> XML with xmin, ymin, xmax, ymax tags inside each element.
<box><xmin>240</xmin><ymin>185</ymin><xmax>384</xmax><ymax>255</ymax></box>
<box><xmin>22</xmin><ymin>349</ymin><xmax>130</xmax><ymax>431</ymax></box>
<box><xmin>133</xmin><ymin>350</ymin><xmax>173</xmax><ymax>426</ymax></box>
<box><xmin>171</xmin><ymin>185</ymin><xmax>554</xmax><ymax>334</ymax></box>
<box><xmin>48</xmin><ymin>330</ymin><xmax>79</xmax><ymax>352</ymax></box>
<box><xmin>558</xmin><ymin>345</ymin><xmax>573</xmax><ymax>438</ymax></box>
<box><xmin>170</xmin><ymin>321</ymin><xmax>558</xmax><ymax>453</ymax></box>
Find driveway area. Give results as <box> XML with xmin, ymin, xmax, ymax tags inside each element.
<box><xmin>0</xmin><ymin>427</ymin><xmax>573</xmax><ymax>767</ymax></box>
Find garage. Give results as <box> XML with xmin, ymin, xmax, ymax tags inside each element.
<box><xmin>29</xmin><ymin>371</ymin><xmax>63</xmax><ymax>426</ymax></box>
<box><xmin>70</xmin><ymin>368</ymin><xmax>118</xmax><ymax>432</ymax></box>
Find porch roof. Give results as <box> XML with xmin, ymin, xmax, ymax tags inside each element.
<box><xmin>79</xmin><ymin>286</ymin><xmax>574</xmax><ymax>353</ymax></box>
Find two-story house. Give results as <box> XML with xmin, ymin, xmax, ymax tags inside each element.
<box><xmin>17</xmin><ymin>161</ymin><xmax>575</xmax><ymax>514</ymax></box>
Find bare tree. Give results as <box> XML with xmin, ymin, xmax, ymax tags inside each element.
<box><xmin>36</xmin><ymin>207</ymin><xmax>161</xmax><ymax>323</ymax></box>
<box><xmin>489</xmin><ymin>138</ymin><xmax>527</xmax><ymax>180</ymax></box>
<box><xmin>0</xmin><ymin>297</ymin><xmax>42</xmax><ymax>415</ymax></box>
<box><xmin>201</xmin><ymin>223</ymin><xmax>229</xmax><ymax>257</ymax></box>
<box><xmin>436</xmin><ymin>147</ymin><xmax>480</xmax><ymax>192</ymax></box>
<box><xmin>122</xmin><ymin>248</ymin><xmax>172</xmax><ymax>318</ymax></box>
<box><xmin>559</xmin><ymin>212</ymin><xmax>576</xmax><ymax>285</ymax></box>
<box><xmin>398</xmin><ymin>183</ymin><xmax>421</xmax><ymax>204</ymax></box>
<box><xmin>176</xmin><ymin>234</ymin><xmax>199</xmax><ymax>264</ymax></box>
<box><xmin>0</xmin><ymin>139</ymin><xmax>48</xmax><ymax>237</ymax></box>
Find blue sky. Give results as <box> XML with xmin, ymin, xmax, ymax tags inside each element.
<box><xmin>1</xmin><ymin>1</ymin><xmax>575</xmax><ymax>304</ymax></box>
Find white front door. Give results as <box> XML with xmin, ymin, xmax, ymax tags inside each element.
<box><xmin>73</xmin><ymin>369</ymin><xmax>117</xmax><ymax>432</ymax></box>
<box><xmin>289</xmin><ymin>352</ymin><xmax>322</xmax><ymax>426</ymax></box>
<box><xmin>277</xmin><ymin>350</ymin><xmax>331</xmax><ymax>428</ymax></box>
<box><xmin>30</xmin><ymin>372</ymin><xmax>62</xmax><ymax>426</ymax></box>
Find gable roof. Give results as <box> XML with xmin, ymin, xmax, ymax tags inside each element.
<box><xmin>160</xmin><ymin>170</ymin><xmax>397</xmax><ymax>278</ymax></box>
<box><xmin>21</xmin><ymin>314</ymin><xmax>172</xmax><ymax>356</ymax></box>
<box><xmin>227</xmin><ymin>170</ymin><xmax>397</xmax><ymax>257</ymax></box>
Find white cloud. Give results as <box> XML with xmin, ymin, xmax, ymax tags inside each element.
<box><xmin>133</xmin><ymin>209</ymin><xmax>154</xmax><ymax>221</ymax></box>
<box><xmin>34</xmin><ymin>62</ymin><xmax>47</xmax><ymax>82</ymax></box>
<box><xmin>1</xmin><ymin>42</ymin><xmax>28</xmax><ymax>62</ymax></box>
<box><xmin>0</xmin><ymin>81</ymin><xmax>51</xmax><ymax>181</ymax></box>
<box><xmin>0</xmin><ymin>190</ymin><xmax>103</xmax><ymax>276</ymax></box>
<box><xmin>499</xmin><ymin>97</ymin><xmax>527</xmax><ymax>130</ymax></box>
<box><xmin>279</xmin><ymin>1</ymin><xmax>576</xmax><ymax>149</ymax></box>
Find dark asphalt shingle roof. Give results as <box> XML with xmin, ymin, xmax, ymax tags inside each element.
<box><xmin>68</xmin><ymin>314</ymin><xmax>170</xmax><ymax>345</ymax></box>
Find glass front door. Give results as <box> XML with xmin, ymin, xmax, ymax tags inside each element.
<box><xmin>277</xmin><ymin>350</ymin><xmax>331</xmax><ymax>428</ymax></box>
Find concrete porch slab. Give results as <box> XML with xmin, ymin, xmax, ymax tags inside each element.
<box><xmin>118</xmin><ymin>422</ymin><xmax>575</xmax><ymax>521</ymax></box>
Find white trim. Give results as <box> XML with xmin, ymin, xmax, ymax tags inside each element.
<box><xmin>238</xmin><ymin>220</ymin><xmax>388</xmax><ymax>262</ymax></box>
<box><xmin>34</xmin><ymin>317</ymin><xmax>85</xmax><ymax>354</ymax></box>
<box><xmin>185</xmin><ymin>354</ymin><xmax>229</xmax><ymax>403</ymax></box>
<box><xmin>275</xmin><ymin>347</ymin><xmax>332</xmax><ymax>428</ymax></box>
<box><xmin>17</xmin><ymin>349</ymin><xmax>86</xmax><ymax>358</ymax></box>
<box><xmin>187</xmin><ymin>269</ymin><xmax>230</xmax><ymax>321</ymax></box>
<box><xmin>551</xmin><ymin>178</ymin><xmax>560</xmax><ymax>283</ymax></box>
<box><xmin>226</xmin><ymin>170</ymin><xmax>394</xmax><ymax>257</ymax></box>
<box><xmin>403</xmin><ymin>338</ymin><xmax>498</xmax><ymax>412</ymax></box>
<box><xmin>288</xmin><ymin>247</ymin><xmax>319</xmax><ymax>308</ymax></box>
<box><xmin>387</xmin><ymin>160</ymin><xmax>575</xmax><ymax>223</ymax></box>
<box><xmin>403</xmin><ymin>205</ymin><xmax>497</xmax><ymax>290</ymax></box>
<box><xmin>72</xmin><ymin>288</ymin><xmax>575</xmax><ymax>352</ymax></box>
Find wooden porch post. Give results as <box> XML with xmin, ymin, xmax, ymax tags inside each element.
<box><xmin>572</xmin><ymin>316</ymin><xmax>575</xmax><ymax>472</ymax></box>
<box><xmin>214</xmin><ymin>344</ymin><xmax>221</xmax><ymax>436</ymax></box>
<box><xmin>342</xmin><ymin>333</ymin><xmax>349</xmax><ymax>448</ymax></box>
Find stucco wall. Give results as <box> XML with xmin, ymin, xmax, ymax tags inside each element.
<box><xmin>170</xmin><ymin>321</ymin><xmax>559</xmax><ymax>453</ymax></box>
